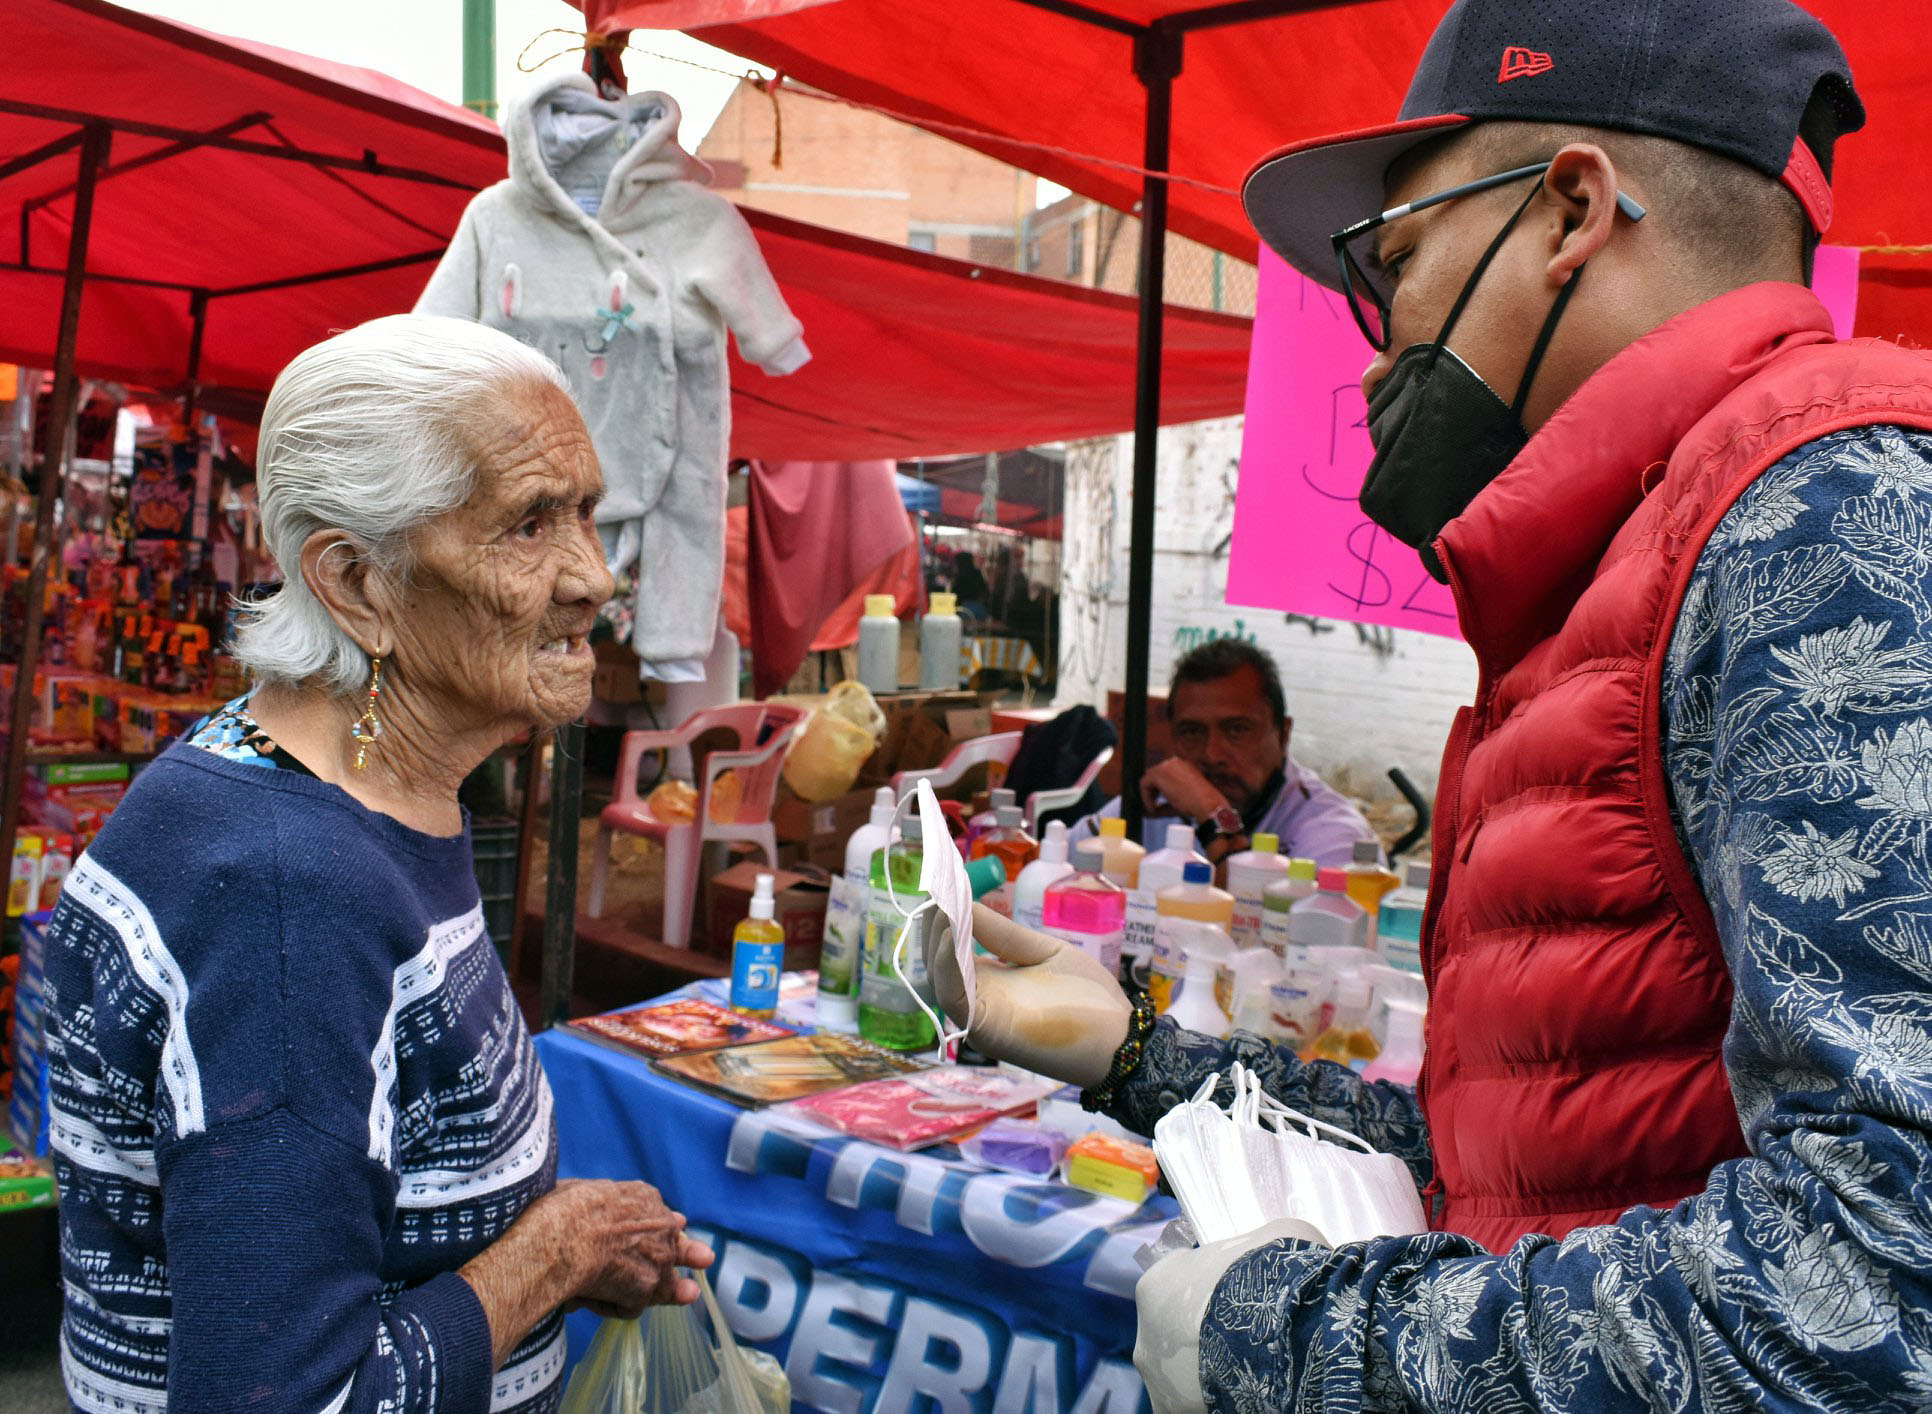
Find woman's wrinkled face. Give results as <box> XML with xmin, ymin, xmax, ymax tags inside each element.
<box><xmin>388</xmin><ymin>380</ymin><xmax>613</xmax><ymax>734</ymax></box>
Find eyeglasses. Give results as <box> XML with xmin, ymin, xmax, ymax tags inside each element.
<box><xmin>1330</xmin><ymin>161</ymin><xmax>1648</xmax><ymax>351</ymax></box>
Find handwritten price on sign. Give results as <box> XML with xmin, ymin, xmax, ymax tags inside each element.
<box><xmin>1228</xmin><ymin>253</ymin><xmax>1461</xmax><ymax>638</ymax></box>
<box><xmin>1229</xmin><ymin>246</ymin><xmax>1860</xmax><ymax>637</ymax></box>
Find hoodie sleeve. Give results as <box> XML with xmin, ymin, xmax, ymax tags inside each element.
<box><xmin>414</xmin><ymin>199</ymin><xmax>486</xmax><ymax>319</ymax></box>
<box><xmin>691</xmin><ymin>199</ymin><xmax>810</xmax><ymax>376</ymax></box>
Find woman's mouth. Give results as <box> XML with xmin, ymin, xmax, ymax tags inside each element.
<box><xmin>537</xmin><ymin>635</ymin><xmax>590</xmax><ymax>658</ymax></box>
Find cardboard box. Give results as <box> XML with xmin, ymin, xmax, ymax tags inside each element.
<box><xmin>772</xmin><ymin>785</ymin><xmax>878</xmax><ymax>872</ymax></box>
<box><xmin>704</xmin><ymin>861</ymin><xmax>830</xmax><ymax>966</ymax></box>
<box><xmin>593</xmin><ymin>639</ymin><xmax>645</xmax><ymax>705</ymax></box>
<box><xmin>862</xmin><ymin>690</ymin><xmax>994</xmax><ymax>788</ymax></box>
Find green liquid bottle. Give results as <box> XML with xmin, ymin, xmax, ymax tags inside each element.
<box><xmin>859</xmin><ymin>814</ymin><xmax>937</xmax><ymax>1052</ymax></box>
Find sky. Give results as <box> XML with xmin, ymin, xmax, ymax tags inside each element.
<box><xmin>119</xmin><ymin>0</ymin><xmax>757</xmax><ymax>142</ymax></box>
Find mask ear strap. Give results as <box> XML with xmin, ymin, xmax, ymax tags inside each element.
<box><xmin>1430</xmin><ymin>178</ymin><xmax>1546</xmax><ymax>355</ymax></box>
<box><xmin>1510</xmin><ymin>263</ymin><xmax>1584</xmax><ymax>422</ymax></box>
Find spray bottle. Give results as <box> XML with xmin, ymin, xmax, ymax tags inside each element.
<box><xmin>730</xmin><ymin>874</ymin><xmax>786</xmax><ymax>1019</ymax></box>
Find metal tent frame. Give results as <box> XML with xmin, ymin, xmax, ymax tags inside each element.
<box><xmin>0</xmin><ymin>115</ymin><xmax>468</xmax><ymax>908</ymax></box>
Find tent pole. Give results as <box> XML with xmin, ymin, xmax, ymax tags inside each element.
<box><xmin>1</xmin><ymin>123</ymin><xmax>107</xmax><ymax>917</ymax></box>
<box><xmin>182</xmin><ymin>290</ymin><xmax>207</xmax><ymax>431</ymax></box>
<box><xmin>1120</xmin><ymin>29</ymin><xmax>1181</xmax><ymax>842</ymax></box>
<box><xmin>540</xmin><ymin>719</ymin><xmax>586</xmax><ymax>1028</ymax></box>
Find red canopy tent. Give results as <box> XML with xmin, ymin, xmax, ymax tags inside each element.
<box><xmin>724</xmin><ymin>210</ymin><xmax>1250</xmax><ymax>459</ymax></box>
<box><xmin>0</xmin><ymin>0</ymin><xmax>1255</xmax><ymax>1007</ymax></box>
<box><xmin>0</xmin><ymin>0</ymin><xmax>508</xmax><ymax>404</ymax></box>
<box><xmin>578</xmin><ymin>0</ymin><xmax>1932</xmax><ymax>834</ymax></box>
<box><xmin>587</xmin><ymin>0</ymin><xmax>1931</xmax><ymax>340</ymax></box>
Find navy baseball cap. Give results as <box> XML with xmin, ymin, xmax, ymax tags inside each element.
<box><xmin>1245</xmin><ymin>0</ymin><xmax>1864</xmax><ymax>292</ymax></box>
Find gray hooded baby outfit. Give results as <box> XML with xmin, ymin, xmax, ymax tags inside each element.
<box><xmin>418</xmin><ymin>73</ymin><xmax>807</xmax><ymax>675</ymax></box>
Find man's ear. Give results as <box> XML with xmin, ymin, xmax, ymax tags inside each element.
<box><xmin>1280</xmin><ymin>715</ymin><xmax>1294</xmax><ymax>751</ymax></box>
<box><xmin>1542</xmin><ymin>143</ymin><xmax>1622</xmax><ymax>285</ymax></box>
<box><xmin>299</xmin><ymin>530</ymin><xmax>395</xmax><ymax>660</ymax></box>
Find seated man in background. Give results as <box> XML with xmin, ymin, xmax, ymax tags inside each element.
<box><xmin>1072</xmin><ymin>638</ymin><xmax>1377</xmax><ymax>868</ymax></box>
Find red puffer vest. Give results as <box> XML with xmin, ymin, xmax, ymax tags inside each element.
<box><xmin>1420</xmin><ymin>282</ymin><xmax>1932</xmax><ymax>1252</ymax></box>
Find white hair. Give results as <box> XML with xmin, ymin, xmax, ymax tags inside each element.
<box><xmin>232</xmin><ymin>315</ymin><xmax>569</xmax><ymax>694</ymax></box>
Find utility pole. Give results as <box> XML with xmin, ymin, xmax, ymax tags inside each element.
<box><xmin>462</xmin><ymin>0</ymin><xmax>496</xmax><ymax>119</ymax></box>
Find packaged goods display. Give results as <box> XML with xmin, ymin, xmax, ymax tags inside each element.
<box><xmin>1130</xmin><ymin>823</ymin><xmax>1203</xmax><ymax>966</ymax></box>
<box><xmin>1224</xmin><ymin>831</ymin><xmax>1291</xmax><ymax>948</ymax></box>
<box><xmin>1011</xmin><ymin>820</ymin><xmax>1075</xmax><ymax>930</ymax></box>
<box><xmin>917</xmin><ymin>592</ymin><xmax>962</xmax><ymax>691</ymax></box>
<box><xmin>1377</xmin><ymin>860</ymin><xmax>1431</xmax><ymax>974</ymax></box>
<box><xmin>569</xmin><ymin>999</ymin><xmax>797</xmax><ymax>1060</ymax></box>
<box><xmin>818</xmin><ymin>786</ymin><xmax>896</xmax><ymax>1031</ymax></box>
<box><xmin>1150</xmin><ymin>861</ymin><xmax>1234</xmax><ymax>1013</ymax></box>
<box><xmin>1259</xmin><ymin>856</ymin><xmax>1320</xmax><ymax>956</ymax></box>
<box><xmin>781</xmin><ymin>1065</ymin><xmax>1057</xmax><ymax>1151</ymax></box>
<box><xmin>1042</xmin><ymin>839</ymin><xmax>1127</xmax><ymax>973</ymax></box>
<box><xmin>856</xmin><ymin>594</ymin><xmax>900</xmax><ymax>696</ymax></box>
<box><xmin>1065</xmin><ymin>1132</ymin><xmax>1160</xmax><ymax>1203</ymax></box>
<box><xmin>859</xmin><ymin>811</ymin><xmax>937</xmax><ymax>1051</ymax></box>
<box><xmin>652</xmin><ymin>1032</ymin><xmax>927</xmax><ymax>1107</ymax></box>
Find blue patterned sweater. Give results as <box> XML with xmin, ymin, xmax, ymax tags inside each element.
<box><xmin>45</xmin><ymin>737</ymin><xmax>563</xmax><ymax>1412</ymax></box>
<box><xmin>1107</xmin><ymin>424</ymin><xmax>1932</xmax><ymax>1410</ymax></box>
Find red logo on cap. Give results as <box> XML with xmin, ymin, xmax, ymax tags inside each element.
<box><xmin>1498</xmin><ymin>46</ymin><xmax>1554</xmax><ymax>82</ymax></box>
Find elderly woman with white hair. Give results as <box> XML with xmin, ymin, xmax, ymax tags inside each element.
<box><xmin>43</xmin><ymin>315</ymin><xmax>707</xmax><ymax>1413</ymax></box>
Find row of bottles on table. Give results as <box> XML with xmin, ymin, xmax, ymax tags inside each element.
<box><xmin>856</xmin><ymin>592</ymin><xmax>966</xmax><ymax>696</ymax></box>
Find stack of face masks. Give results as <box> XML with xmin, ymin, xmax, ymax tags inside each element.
<box><xmin>1152</xmin><ymin>1063</ymin><xmax>1427</xmax><ymax>1247</ymax></box>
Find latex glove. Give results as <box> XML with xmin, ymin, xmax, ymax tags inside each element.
<box><xmin>923</xmin><ymin>903</ymin><xmax>1132</xmax><ymax>1088</ymax></box>
<box><xmin>1134</xmin><ymin>1218</ymin><xmax>1328</xmax><ymax>1413</ymax></box>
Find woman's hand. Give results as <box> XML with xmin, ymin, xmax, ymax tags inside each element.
<box><xmin>926</xmin><ymin>904</ymin><xmax>1133</xmax><ymax>1088</ymax></box>
<box><xmin>460</xmin><ymin>1178</ymin><xmax>714</xmax><ymax>1366</ymax></box>
<box><xmin>551</xmin><ymin>1179</ymin><xmax>715</xmax><ymax>1318</ymax></box>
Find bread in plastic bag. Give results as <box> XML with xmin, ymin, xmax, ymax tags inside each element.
<box><xmin>559</xmin><ymin>1271</ymin><xmax>789</xmax><ymax>1414</ymax></box>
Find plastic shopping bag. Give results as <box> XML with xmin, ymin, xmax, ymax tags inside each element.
<box><xmin>559</xmin><ymin>1272</ymin><xmax>790</xmax><ymax>1414</ymax></box>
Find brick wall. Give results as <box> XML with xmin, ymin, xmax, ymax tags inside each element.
<box><xmin>1054</xmin><ymin>418</ymin><xmax>1478</xmax><ymax>798</ymax></box>
<box><xmin>697</xmin><ymin>80</ymin><xmax>1033</xmax><ymax>250</ymax></box>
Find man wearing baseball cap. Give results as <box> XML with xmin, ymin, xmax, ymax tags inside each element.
<box><xmin>926</xmin><ymin>0</ymin><xmax>1932</xmax><ymax>1407</ymax></box>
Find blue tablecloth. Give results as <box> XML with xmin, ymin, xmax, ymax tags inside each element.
<box><xmin>535</xmin><ymin>1025</ymin><xmax>1173</xmax><ymax>1412</ymax></box>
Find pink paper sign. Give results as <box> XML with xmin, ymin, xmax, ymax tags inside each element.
<box><xmin>1227</xmin><ymin>246</ymin><xmax>1862</xmax><ymax>639</ymax></box>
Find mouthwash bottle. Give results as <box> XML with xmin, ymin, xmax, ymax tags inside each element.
<box><xmin>859</xmin><ymin>814</ymin><xmax>937</xmax><ymax>1051</ymax></box>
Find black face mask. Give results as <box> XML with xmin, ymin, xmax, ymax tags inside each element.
<box><xmin>1360</xmin><ymin>181</ymin><xmax>1584</xmax><ymax>583</ymax></box>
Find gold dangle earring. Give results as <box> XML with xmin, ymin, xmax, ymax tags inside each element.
<box><xmin>351</xmin><ymin>657</ymin><xmax>384</xmax><ymax>770</ymax></box>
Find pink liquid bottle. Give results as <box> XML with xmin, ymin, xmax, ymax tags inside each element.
<box><xmin>1042</xmin><ymin>840</ymin><xmax>1127</xmax><ymax>975</ymax></box>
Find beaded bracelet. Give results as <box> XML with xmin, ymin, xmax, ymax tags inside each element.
<box><xmin>1081</xmin><ymin>990</ymin><xmax>1159</xmax><ymax>1113</ymax></box>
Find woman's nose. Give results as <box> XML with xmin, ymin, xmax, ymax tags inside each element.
<box><xmin>561</xmin><ymin>527</ymin><xmax>615</xmax><ymax>606</ymax></box>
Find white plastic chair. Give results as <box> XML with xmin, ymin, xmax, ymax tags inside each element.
<box><xmin>1024</xmin><ymin>744</ymin><xmax>1115</xmax><ymax>834</ymax></box>
<box><xmin>889</xmin><ymin>730</ymin><xmax>1023</xmax><ymax>798</ymax></box>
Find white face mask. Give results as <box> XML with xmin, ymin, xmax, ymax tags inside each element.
<box><xmin>887</xmin><ymin>779</ymin><xmax>977</xmax><ymax>1056</ymax></box>
<box><xmin>1153</xmin><ymin>1063</ymin><xmax>1427</xmax><ymax>1248</ymax></box>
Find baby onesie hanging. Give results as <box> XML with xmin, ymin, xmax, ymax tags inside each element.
<box><xmin>417</xmin><ymin>73</ymin><xmax>809</xmax><ymax>669</ymax></box>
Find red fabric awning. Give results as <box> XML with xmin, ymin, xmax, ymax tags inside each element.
<box><xmin>729</xmin><ymin>210</ymin><xmax>1251</xmax><ymax>459</ymax></box>
<box><xmin>0</xmin><ymin>0</ymin><xmax>1251</xmax><ymax>458</ymax></box>
<box><xmin>0</xmin><ymin>0</ymin><xmax>506</xmax><ymax>398</ymax></box>
<box><xmin>579</xmin><ymin>0</ymin><xmax>1932</xmax><ymax>343</ymax></box>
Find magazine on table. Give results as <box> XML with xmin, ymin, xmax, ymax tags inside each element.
<box><xmin>779</xmin><ymin>1066</ymin><xmax>1061</xmax><ymax>1151</ymax></box>
<box><xmin>652</xmin><ymin>1031</ymin><xmax>929</xmax><ymax>1107</ymax></box>
<box><xmin>567</xmin><ymin>998</ymin><xmax>798</xmax><ymax>1060</ymax></box>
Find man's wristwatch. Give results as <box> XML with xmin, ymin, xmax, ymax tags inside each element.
<box><xmin>1195</xmin><ymin>804</ymin><xmax>1243</xmax><ymax>847</ymax></box>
